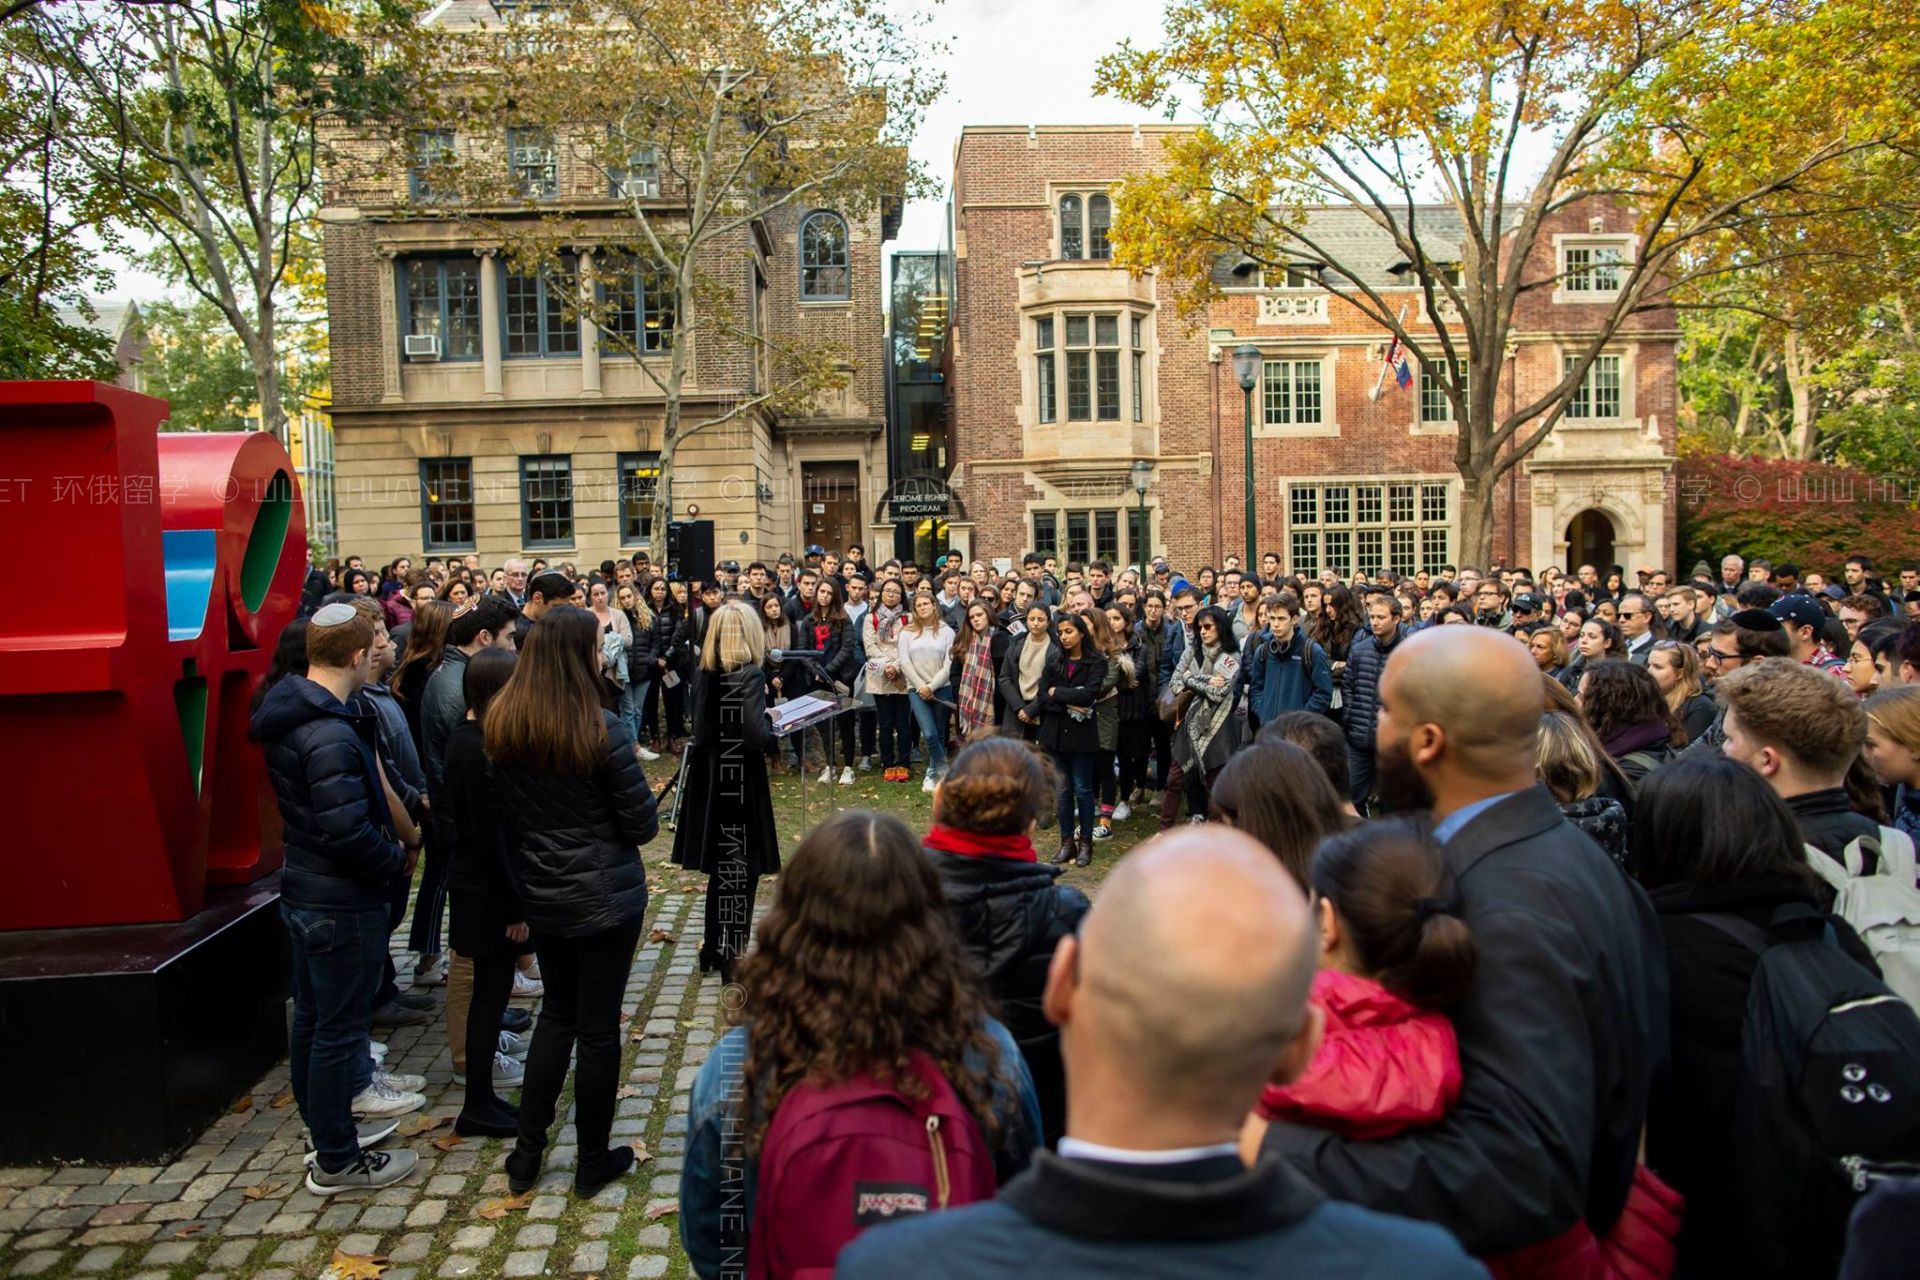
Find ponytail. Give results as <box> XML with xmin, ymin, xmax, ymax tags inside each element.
<box><xmin>1310</xmin><ymin>817</ymin><xmax>1478</xmax><ymax>1011</ymax></box>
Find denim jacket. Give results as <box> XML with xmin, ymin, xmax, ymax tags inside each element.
<box><xmin>678</xmin><ymin>1016</ymin><xmax>1042</xmax><ymax>1279</ymax></box>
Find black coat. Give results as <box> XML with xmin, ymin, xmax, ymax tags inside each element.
<box><xmin>490</xmin><ymin>710</ymin><xmax>657</xmax><ymax>939</ymax></box>
<box><xmin>1265</xmin><ymin>785</ymin><xmax>1669</xmax><ymax>1255</ymax></box>
<box><xmin>998</xmin><ymin>636</ymin><xmax>1060</xmax><ymax>736</ymax></box>
<box><xmin>1644</xmin><ymin>873</ymin><xmax>1877</xmax><ymax>1276</ymax></box>
<box><xmin>928</xmin><ymin>846</ymin><xmax>1089</xmax><ymax>1145</ymax></box>
<box><xmin>443</xmin><ymin>720</ymin><xmax>530</xmax><ymax>958</ymax></box>
<box><xmin>671</xmin><ymin>666</ymin><xmax>781</xmax><ymax>880</ymax></box>
<box><xmin>1340</xmin><ymin>626</ymin><xmax>1407</xmax><ymax>750</ymax></box>
<box><xmin>250</xmin><ymin>675</ymin><xmax>406</xmax><ymax>911</ymax></box>
<box><xmin>1036</xmin><ymin>651</ymin><xmax>1108</xmax><ymax>756</ymax></box>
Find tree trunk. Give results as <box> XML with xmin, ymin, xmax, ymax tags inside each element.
<box><xmin>1456</xmin><ymin>475</ymin><xmax>1498</xmax><ymax>569</ymax></box>
<box><xmin>1782</xmin><ymin>327</ymin><xmax>1821</xmax><ymax>460</ymax></box>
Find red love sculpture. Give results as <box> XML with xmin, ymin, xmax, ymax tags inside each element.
<box><xmin>0</xmin><ymin>381</ymin><xmax>307</xmax><ymax>930</ymax></box>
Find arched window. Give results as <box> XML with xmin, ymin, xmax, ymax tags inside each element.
<box><xmin>799</xmin><ymin>211</ymin><xmax>850</xmax><ymax>300</ymax></box>
<box><xmin>1088</xmin><ymin>194</ymin><xmax>1112</xmax><ymax>260</ymax></box>
<box><xmin>1059</xmin><ymin>194</ymin><xmax>1083</xmax><ymax>260</ymax></box>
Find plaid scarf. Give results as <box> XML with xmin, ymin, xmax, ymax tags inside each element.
<box><xmin>958</xmin><ymin>630</ymin><xmax>997</xmax><ymax>739</ymax></box>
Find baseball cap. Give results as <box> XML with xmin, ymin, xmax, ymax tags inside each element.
<box><xmin>1512</xmin><ymin>593</ymin><xmax>1544</xmax><ymax>613</ymax></box>
<box><xmin>805</xmin><ymin>544</ymin><xmax>825</xmax><ymax>557</ymax></box>
<box><xmin>720</xmin><ymin>560</ymin><xmax>740</xmax><ymax>573</ymax></box>
<box><xmin>1151</xmin><ymin>558</ymin><xmax>1169</xmax><ymax>572</ymax></box>
<box><xmin>1767</xmin><ymin>594</ymin><xmax>1825</xmax><ymax>632</ymax></box>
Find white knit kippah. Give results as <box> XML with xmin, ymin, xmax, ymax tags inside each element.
<box><xmin>311</xmin><ymin>602</ymin><xmax>358</xmax><ymax>627</ymax></box>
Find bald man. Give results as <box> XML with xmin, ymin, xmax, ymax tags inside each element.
<box><xmin>839</xmin><ymin>829</ymin><xmax>1480</xmax><ymax>1279</ymax></box>
<box><xmin>1264</xmin><ymin>627</ymin><xmax>1666</xmax><ymax>1255</ymax></box>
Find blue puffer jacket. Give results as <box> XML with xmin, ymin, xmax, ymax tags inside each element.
<box><xmin>1245</xmin><ymin>629</ymin><xmax>1333</xmax><ymax>724</ymax></box>
<box><xmin>251</xmin><ymin>675</ymin><xmax>407</xmax><ymax>911</ymax></box>
<box><xmin>1340</xmin><ymin>625</ymin><xmax>1407</xmax><ymax>750</ymax></box>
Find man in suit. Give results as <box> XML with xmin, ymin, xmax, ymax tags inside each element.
<box><xmin>1264</xmin><ymin>626</ymin><xmax>1667</xmax><ymax>1256</ymax></box>
<box><xmin>1618</xmin><ymin>590</ymin><xmax>1659</xmax><ymax>664</ymax></box>
<box><xmin>839</xmin><ymin>828</ymin><xmax>1480</xmax><ymax>1279</ymax></box>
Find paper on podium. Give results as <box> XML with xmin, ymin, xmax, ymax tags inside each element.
<box><xmin>768</xmin><ymin>694</ymin><xmax>837</xmax><ymax>734</ymax></box>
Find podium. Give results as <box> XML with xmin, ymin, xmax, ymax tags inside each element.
<box><xmin>770</xmin><ymin>694</ymin><xmax>863</xmax><ymax>831</ymax></box>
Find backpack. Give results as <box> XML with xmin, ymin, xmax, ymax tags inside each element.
<box><xmin>1700</xmin><ymin>904</ymin><xmax>1920</xmax><ymax>1277</ymax></box>
<box><xmin>1805</xmin><ymin>825</ymin><xmax>1920</xmax><ymax>1007</ymax></box>
<box><xmin>748</xmin><ymin>1052</ymin><xmax>997</xmax><ymax>1280</ymax></box>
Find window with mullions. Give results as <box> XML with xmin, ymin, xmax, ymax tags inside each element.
<box><xmin>1059</xmin><ymin>195</ymin><xmax>1083</xmax><ymax>260</ymax></box>
<box><xmin>507</xmin><ymin>127</ymin><xmax>557</xmax><ymax>199</ymax></box>
<box><xmin>504</xmin><ymin>257</ymin><xmax>581</xmax><ymax>358</ymax></box>
<box><xmin>420</xmin><ymin>458</ymin><xmax>475</xmax><ymax>551</ymax></box>
<box><xmin>400</xmin><ymin>258</ymin><xmax>483</xmax><ymax>359</ymax></box>
<box><xmin>1262</xmin><ymin>359</ymin><xmax>1323</xmax><ymax>426</ymax></box>
<box><xmin>1563</xmin><ymin>244</ymin><xmax>1624</xmax><ymax>293</ymax></box>
<box><xmin>1094</xmin><ymin>511</ymin><xmax>1119</xmax><ymax>562</ymax></box>
<box><xmin>1287</xmin><ymin>480</ymin><xmax>1451</xmax><ymax>577</ymax></box>
<box><xmin>1355</xmin><ymin>484</ymin><xmax>1382</xmax><ymax>525</ymax></box>
<box><xmin>1065</xmin><ymin>315</ymin><xmax>1091</xmax><ymax>420</ymax></box>
<box><xmin>1421</xmin><ymin>360</ymin><xmax>1468</xmax><ymax>422</ymax></box>
<box><xmin>1032</xmin><ymin>511</ymin><xmax>1059</xmax><ymax>558</ymax></box>
<box><xmin>617</xmin><ymin>452</ymin><xmax>660</xmax><ymax>545</ymax></box>
<box><xmin>1131</xmin><ymin>317</ymin><xmax>1144</xmax><ymax>423</ymax></box>
<box><xmin>1066</xmin><ymin>511</ymin><xmax>1092</xmax><ymax>565</ymax></box>
<box><xmin>519</xmin><ymin>455</ymin><xmax>574</xmax><ymax>548</ymax></box>
<box><xmin>1390</xmin><ymin>529</ymin><xmax>1416</xmax><ymax>575</ymax></box>
<box><xmin>1290</xmin><ymin>531</ymin><xmax>1318</xmax><ymax>577</ymax></box>
<box><xmin>598</xmin><ymin>257</ymin><xmax>674</xmax><ymax>353</ymax></box>
<box><xmin>1035</xmin><ymin>317</ymin><xmax>1056</xmax><ymax>424</ymax></box>
<box><xmin>609</xmin><ymin>141</ymin><xmax>659</xmax><ymax>199</ymax></box>
<box><xmin>1094</xmin><ymin>314</ymin><xmax>1120</xmax><ymax>420</ymax></box>
<box><xmin>408</xmin><ymin>130</ymin><xmax>454</xmax><ymax>202</ymax></box>
<box><xmin>1088</xmin><ymin>195</ymin><xmax>1111</xmax><ymax>259</ymax></box>
<box><xmin>800</xmin><ymin>211</ymin><xmax>850</xmax><ymax>300</ymax></box>
<box><xmin>1057</xmin><ymin>192</ymin><xmax>1113</xmax><ymax>261</ymax></box>
<box><xmin>1564</xmin><ymin>353</ymin><xmax>1623</xmax><ymax>419</ymax></box>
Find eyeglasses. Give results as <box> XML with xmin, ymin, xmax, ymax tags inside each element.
<box><xmin>1704</xmin><ymin>648</ymin><xmax>1741</xmax><ymax>665</ymax></box>
<box><xmin>1618</xmin><ymin>610</ymin><xmax>1644</xmax><ymax>619</ymax></box>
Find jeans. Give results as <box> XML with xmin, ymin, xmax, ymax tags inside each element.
<box><xmin>619</xmin><ymin>680</ymin><xmax>649</xmax><ymax>749</ymax></box>
<box><xmin>462</xmin><ymin>953</ymin><xmax>516</xmax><ymax>1122</ymax></box>
<box><xmin>1347</xmin><ymin>743</ymin><xmax>1376</xmax><ymax>809</ymax></box>
<box><xmin>515</xmin><ymin>917</ymin><xmax>645</xmax><ymax>1168</ymax></box>
<box><xmin>284</xmin><ymin>902</ymin><xmax>388</xmax><ymax>1173</ymax></box>
<box><xmin>1158</xmin><ymin>759</ymin><xmax>1188</xmax><ymax>828</ymax></box>
<box><xmin>875</xmin><ymin>694</ymin><xmax>911</xmax><ymax>769</ymax></box>
<box><xmin>1053</xmin><ymin>751</ymin><xmax>1098</xmax><ymax>842</ymax></box>
<box><xmin>1149</xmin><ymin>719</ymin><xmax>1173</xmax><ymax>791</ymax></box>
<box><xmin>908</xmin><ymin>692</ymin><xmax>951</xmax><ymax>774</ymax></box>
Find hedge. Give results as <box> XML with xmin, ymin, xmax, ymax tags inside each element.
<box><xmin>1676</xmin><ymin>453</ymin><xmax>1920</xmax><ymax>574</ymax></box>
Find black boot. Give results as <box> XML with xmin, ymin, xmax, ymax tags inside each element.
<box><xmin>575</xmin><ymin>1144</ymin><xmax>637</xmax><ymax>1199</ymax></box>
<box><xmin>1074</xmin><ymin>837</ymin><xmax>1092</xmax><ymax>868</ymax></box>
<box><xmin>1050</xmin><ymin>840</ymin><xmax>1074</xmax><ymax>865</ymax></box>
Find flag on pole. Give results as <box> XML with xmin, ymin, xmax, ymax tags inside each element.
<box><xmin>1368</xmin><ymin>304</ymin><xmax>1414</xmax><ymax>402</ymax></box>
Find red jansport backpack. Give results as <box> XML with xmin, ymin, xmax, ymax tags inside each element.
<box><xmin>747</xmin><ymin>1051</ymin><xmax>998</xmax><ymax>1280</ymax></box>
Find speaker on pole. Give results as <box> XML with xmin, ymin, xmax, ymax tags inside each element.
<box><xmin>666</xmin><ymin>519</ymin><xmax>715</xmax><ymax>583</ymax></box>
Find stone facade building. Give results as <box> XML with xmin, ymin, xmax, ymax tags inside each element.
<box><xmin>317</xmin><ymin>0</ymin><xmax>897</xmax><ymax>567</ymax></box>
<box><xmin>945</xmin><ymin>123</ymin><xmax>1678</xmax><ymax>576</ymax></box>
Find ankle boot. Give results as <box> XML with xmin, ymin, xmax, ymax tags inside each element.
<box><xmin>1050</xmin><ymin>840</ymin><xmax>1074</xmax><ymax>865</ymax></box>
<box><xmin>1074</xmin><ymin>837</ymin><xmax>1092</xmax><ymax>867</ymax></box>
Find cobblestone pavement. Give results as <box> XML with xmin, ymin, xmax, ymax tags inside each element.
<box><xmin>1</xmin><ymin>882</ymin><xmax>711</xmax><ymax>1280</ymax></box>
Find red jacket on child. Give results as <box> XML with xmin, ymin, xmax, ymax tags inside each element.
<box><xmin>1259</xmin><ymin>968</ymin><xmax>1683</xmax><ymax>1280</ymax></box>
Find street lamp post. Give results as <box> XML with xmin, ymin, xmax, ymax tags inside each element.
<box><xmin>1231</xmin><ymin>343</ymin><xmax>1261</xmax><ymax>567</ymax></box>
<box><xmin>1129</xmin><ymin>458</ymin><xmax>1153</xmax><ymax>569</ymax></box>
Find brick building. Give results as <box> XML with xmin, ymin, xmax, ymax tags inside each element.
<box><xmin>317</xmin><ymin>0</ymin><xmax>898</xmax><ymax>567</ymax></box>
<box><xmin>945</xmin><ymin>123</ymin><xmax>1678</xmax><ymax>576</ymax></box>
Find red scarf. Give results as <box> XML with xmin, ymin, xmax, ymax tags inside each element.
<box><xmin>924</xmin><ymin>824</ymin><xmax>1037</xmax><ymax>863</ymax></box>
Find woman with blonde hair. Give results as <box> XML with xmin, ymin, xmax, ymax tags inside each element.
<box><xmin>1865</xmin><ymin>685</ymin><xmax>1920</xmax><ymax>842</ymax></box>
<box><xmin>670</xmin><ymin>601</ymin><xmax>779</xmax><ymax>981</ymax></box>
<box><xmin>1537</xmin><ymin>710</ymin><xmax>1629</xmax><ymax>865</ymax></box>
<box><xmin>1647</xmin><ymin>640</ymin><xmax>1715</xmax><ymax>745</ymax></box>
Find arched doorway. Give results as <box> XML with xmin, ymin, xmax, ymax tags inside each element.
<box><xmin>1565</xmin><ymin>509</ymin><xmax>1616</xmax><ymax>575</ymax></box>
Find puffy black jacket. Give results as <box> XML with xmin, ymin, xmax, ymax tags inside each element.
<box><xmin>927</xmin><ymin>845</ymin><xmax>1089</xmax><ymax>1144</ymax></box>
<box><xmin>1036</xmin><ymin>650</ymin><xmax>1108</xmax><ymax>756</ymax></box>
<box><xmin>250</xmin><ymin>675</ymin><xmax>406</xmax><ymax>911</ymax></box>
<box><xmin>1340</xmin><ymin>625</ymin><xmax>1406</xmax><ymax>750</ymax></box>
<box><xmin>490</xmin><ymin>710</ymin><xmax>659</xmax><ymax>939</ymax></box>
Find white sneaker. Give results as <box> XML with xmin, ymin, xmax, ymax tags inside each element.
<box><xmin>1112</xmin><ymin>801</ymin><xmax>1131</xmax><ymax>822</ymax></box>
<box><xmin>637</xmin><ymin>745</ymin><xmax>661</xmax><ymax>762</ymax></box>
<box><xmin>510</xmin><ymin>970</ymin><xmax>544</xmax><ymax>1000</ymax></box>
<box><xmin>369</xmin><ymin>1039</ymin><xmax>388</xmax><ymax>1063</ymax></box>
<box><xmin>373</xmin><ymin>1069</ymin><xmax>427</xmax><ymax>1093</ymax></box>
<box><xmin>350</xmin><ymin>1079</ymin><xmax>426</xmax><ymax>1120</ymax></box>
<box><xmin>452</xmin><ymin>1051</ymin><xmax>525</xmax><ymax>1088</ymax></box>
<box><xmin>817</xmin><ymin>765</ymin><xmax>834</xmax><ymax>784</ymax></box>
<box><xmin>921</xmin><ymin>772</ymin><xmax>939</xmax><ymax>794</ymax></box>
<box><xmin>857</xmin><ymin>755</ymin><xmax>873</xmax><ymax>772</ymax></box>
<box><xmin>498</xmin><ymin>1029</ymin><xmax>532</xmax><ymax>1059</ymax></box>
<box><xmin>838</xmin><ymin>766</ymin><xmax>855</xmax><ymax>785</ymax></box>
<box><xmin>306</xmin><ymin>1148</ymin><xmax>419</xmax><ymax>1196</ymax></box>
<box><xmin>412</xmin><ymin>955</ymin><xmax>448</xmax><ymax>988</ymax></box>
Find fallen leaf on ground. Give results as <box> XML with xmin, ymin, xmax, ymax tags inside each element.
<box><xmin>327</xmin><ymin>1247</ymin><xmax>390</xmax><ymax>1280</ymax></box>
<box><xmin>616</xmin><ymin>1084</ymin><xmax>645</xmax><ymax>1099</ymax></box>
<box><xmin>243</xmin><ymin>1182</ymin><xmax>282</xmax><ymax>1201</ymax></box>
<box><xmin>269</xmin><ymin>1089</ymin><xmax>295</xmax><ymax>1109</ymax></box>
<box><xmin>629</xmin><ymin>1140</ymin><xmax>653</xmax><ymax>1164</ymax></box>
<box><xmin>432</xmin><ymin>1134</ymin><xmax>465</xmax><ymax>1152</ymax></box>
<box><xmin>172</xmin><ymin>1224</ymin><xmax>205</xmax><ymax>1239</ymax></box>
<box><xmin>475</xmin><ymin>1192</ymin><xmax>535</xmax><ymax>1220</ymax></box>
<box><xmin>680</xmin><ymin>1019</ymin><xmax>700</xmax><ymax>1029</ymax></box>
<box><xmin>648</xmin><ymin>929</ymin><xmax>675</xmax><ymax>943</ymax></box>
<box><xmin>230</xmin><ymin>1095</ymin><xmax>253</xmax><ymax>1114</ymax></box>
<box><xmin>645</xmin><ymin>1200</ymin><xmax>679</xmax><ymax>1220</ymax></box>
<box><xmin>394</xmin><ymin>1113</ymin><xmax>449</xmax><ymax>1137</ymax></box>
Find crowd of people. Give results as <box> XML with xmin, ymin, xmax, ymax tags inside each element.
<box><xmin>257</xmin><ymin>539</ymin><xmax>1920</xmax><ymax>1276</ymax></box>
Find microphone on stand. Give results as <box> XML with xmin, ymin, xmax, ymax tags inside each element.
<box><xmin>766</xmin><ymin>649</ymin><xmax>849</xmax><ymax>697</ymax></box>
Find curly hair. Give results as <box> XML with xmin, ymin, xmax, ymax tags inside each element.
<box><xmin>1313</xmin><ymin>583</ymin><xmax>1363</xmax><ymax>655</ymax></box>
<box><xmin>935</xmin><ymin>737</ymin><xmax>1057</xmax><ymax>834</ymax></box>
<box><xmin>733</xmin><ymin>810</ymin><xmax>1010</xmax><ymax>1157</ymax></box>
<box><xmin>1579</xmin><ymin>660</ymin><xmax>1684</xmax><ymax>747</ymax></box>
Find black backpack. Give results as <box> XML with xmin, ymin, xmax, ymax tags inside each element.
<box><xmin>1701</xmin><ymin>904</ymin><xmax>1920</xmax><ymax>1277</ymax></box>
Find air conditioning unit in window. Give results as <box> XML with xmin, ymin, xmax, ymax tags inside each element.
<box><xmin>616</xmin><ymin>176</ymin><xmax>659</xmax><ymax>199</ymax></box>
<box><xmin>404</xmin><ymin>334</ymin><xmax>441</xmax><ymax>360</ymax></box>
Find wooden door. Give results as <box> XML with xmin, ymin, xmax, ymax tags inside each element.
<box><xmin>802</xmin><ymin>462</ymin><xmax>861</xmax><ymax>554</ymax></box>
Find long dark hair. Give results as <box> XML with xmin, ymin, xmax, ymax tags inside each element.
<box><xmin>733</xmin><ymin>810</ymin><xmax>1009</xmax><ymax>1155</ymax></box>
<box><xmin>1630</xmin><ymin>753</ymin><xmax>1818</xmax><ymax>892</ymax></box>
<box><xmin>1312</xmin><ymin>817</ymin><xmax>1478</xmax><ymax>1011</ymax></box>
<box><xmin>464</xmin><ymin>647</ymin><xmax>517</xmax><ymax>721</ymax></box>
<box><xmin>1192</xmin><ymin>604</ymin><xmax>1235</xmax><ymax>654</ymax></box>
<box><xmin>1314</xmin><ymin>584</ymin><xmax>1362</xmax><ymax>654</ymax></box>
<box><xmin>1580</xmin><ymin>660</ymin><xmax>1684</xmax><ymax>746</ymax></box>
<box><xmin>484</xmin><ymin>606</ymin><xmax>608</xmax><ymax>774</ymax></box>
<box><xmin>1208</xmin><ymin>741</ymin><xmax>1345</xmax><ymax>892</ymax></box>
<box><xmin>391</xmin><ymin>599</ymin><xmax>458</xmax><ymax>700</ymax></box>
<box><xmin>249</xmin><ymin>617</ymin><xmax>309</xmax><ymax>722</ymax></box>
